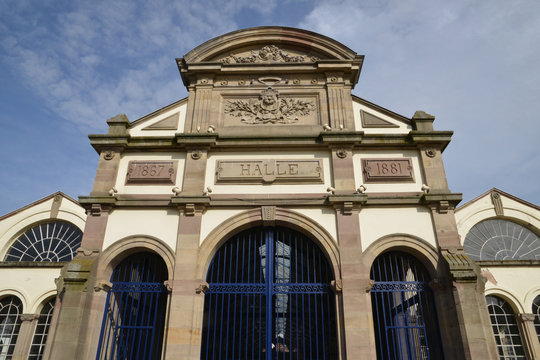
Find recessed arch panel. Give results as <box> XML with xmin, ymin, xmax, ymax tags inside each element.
<box><xmin>201</xmin><ymin>226</ymin><xmax>338</xmax><ymax>359</ymax></box>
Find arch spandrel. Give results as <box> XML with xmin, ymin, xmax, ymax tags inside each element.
<box><xmin>182</xmin><ymin>26</ymin><xmax>360</xmax><ymax>64</ymax></box>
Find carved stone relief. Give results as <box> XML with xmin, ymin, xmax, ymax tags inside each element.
<box><xmin>224</xmin><ymin>87</ymin><xmax>315</xmax><ymax>125</ymax></box>
<box><xmin>220</xmin><ymin>45</ymin><xmax>319</xmax><ymax>64</ymax></box>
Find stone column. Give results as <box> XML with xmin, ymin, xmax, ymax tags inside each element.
<box><xmin>11</xmin><ymin>314</ymin><xmax>39</xmax><ymax>360</ymax></box>
<box><xmin>516</xmin><ymin>313</ymin><xmax>540</xmax><ymax>360</ymax></box>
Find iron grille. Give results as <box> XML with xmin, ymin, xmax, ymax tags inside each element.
<box><xmin>201</xmin><ymin>226</ymin><xmax>338</xmax><ymax>359</ymax></box>
<box><xmin>370</xmin><ymin>251</ymin><xmax>444</xmax><ymax>360</ymax></box>
<box><xmin>96</xmin><ymin>253</ymin><xmax>168</xmax><ymax>360</ymax></box>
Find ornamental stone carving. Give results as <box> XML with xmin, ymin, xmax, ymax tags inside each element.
<box><xmin>225</xmin><ymin>87</ymin><xmax>315</xmax><ymax>125</ymax></box>
<box><xmin>220</xmin><ymin>45</ymin><xmax>319</xmax><ymax>64</ymax></box>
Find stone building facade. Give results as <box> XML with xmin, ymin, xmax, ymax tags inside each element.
<box><xmin>0</xmin><ymin>27</ymin><xmax>539</xmax><ymax>360</ymax></box>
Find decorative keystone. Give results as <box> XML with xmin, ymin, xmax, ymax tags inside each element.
<box><xmin>411</xmin><ymin>110</ymin><xmax>435</xmax><ymax>131</ymax></box>
<box><xmin>106</xmin><ymin>114</ymin><xmax>130</xmax><ymax>135</ymax></box>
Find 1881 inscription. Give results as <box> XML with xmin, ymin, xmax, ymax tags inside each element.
<box><xmin>126</xmin><ymin>161</ymin><xmax>177</xmax><ymax>185</ymax></box>
<box><xmin>362</xmin><ymin>158</ymin><xmax>414</xmax><ymax>183</ymax></box>
<box><xmin>216</xmin><ymin>159</ymin><xmax>323</xmax><ymax>184</ymax></box>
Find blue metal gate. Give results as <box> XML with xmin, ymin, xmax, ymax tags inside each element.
<box><xmin>370</xmin><ymin>251</ymin><xmax>444</xmax><ymax>360</ymax></box>
<box><xmin>96</xmin><ymin>252</ymin><xmax>168</xmax><ymax>360</ymax></box>
<box><xmin>201</xmin><ymin>227</ymin><xmax>338</xmax><ymax>359</ymax></box>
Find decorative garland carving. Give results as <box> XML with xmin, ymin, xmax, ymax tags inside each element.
<box><xmin>225</xmin><ymin>87</ymin><xmax>314</xmax><ymax>124</ymax></box>
<box><xmin>221</xmin><ymin>45</ymin><xmax>319</xmax><ymax>64</ymax></box>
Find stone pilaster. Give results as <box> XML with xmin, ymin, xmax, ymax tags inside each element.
<box><xmin>443</xmin><ymin>252</ymin><xmax>499</xmax><ymax>359</ymax></box>
<box><xmin>165</xmin><ymin>211</ymin><xmax>205</xmax><ymax>360</ymax></box>
<box><xmin>325</xmin><ymin>73</ymin><xmax>355</xmax><ymax>130</ymax></box>
<box><xmin>11</xmin><ymin>314</ymin><xmax>39</xmax><ymax>360</ymax></box>
<box><xmin>47</xmin><ymin>204</ymin><xmax>110</xmax><ymax>359</ymax></box>
<box><xmin>516</xmin><ymin>313</ymin><xmax>540</xmax><ymax>360</ymax></box>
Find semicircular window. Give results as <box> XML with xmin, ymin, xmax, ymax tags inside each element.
<box><xmin>464</xmin><ymin>219</ymin><xmax>540</xmax><ymax>261</ymax></box>
<box><xmin>4</xmin><ymin>221</ymin><xmax>83</xmax><ymax>262</ymax></box>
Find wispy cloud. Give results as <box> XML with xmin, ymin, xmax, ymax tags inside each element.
<box><xmin>0</xmin><ymin>0</ymin><xmax>282</xmax><ymax>131</ymax></box>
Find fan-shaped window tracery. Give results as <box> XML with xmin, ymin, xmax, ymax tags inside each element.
<box><xmin>4</xmin><ymin>221</ymin><xmax>82</xmax><ymax>262</ymax></box>
<box><xmin>464</xmin><ymin>219</ymin><xmax>540</xmax><ymax>261</ymax></box>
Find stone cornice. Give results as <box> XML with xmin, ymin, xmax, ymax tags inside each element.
<box><xmin>87</xmin><ymin>130</ymin><xmax>452</xmax><ymax>153</ymax></box>
<box><xmin>76</xmin><ymin>192</ymin><xmax>460</xmax><ymax>209</ymax></box>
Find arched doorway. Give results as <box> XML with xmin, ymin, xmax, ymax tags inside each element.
<box><xmin>96</xmin><ymin>252</ymin><xmax>169</xmax><ymax>360</ymax></box>
<box><xmin>201</xmin><ymin>226</ymin><xmax>338</xmax><ymax>359</ymax></box>
<box><xmin>370</xmin><ymin>251</ymin><xmax>443</xmax><ymax>360</ymax></box>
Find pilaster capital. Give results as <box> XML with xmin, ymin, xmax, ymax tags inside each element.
<box><xmin>93</xmin><ymin>280</ymin><xmax>112</xmax><ymax>292</ymax></box>
<box><xmin>327</xmin><ymin>194</ymin><xmax>366</xmax><ymax>215</ymax></box>
<box><xmin>20</xmin><ymin>313</ymin><xmax>40</xmax><ymax>322</ymax></box>
<box><xmin>517</xmin><ymin>313</ymin><xmax>537</xmax><ymax>323</ymax></box>
<box><xmin>172</xmin><ymin>195</ymin><xmax>211</xmax><ymax>216</ymax></box>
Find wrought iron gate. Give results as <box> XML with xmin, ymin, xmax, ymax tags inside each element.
<box><xmin>201</xmin><ymin>227</ymin><xmax>338</xmax><ymax>359</ymax></box>
<box><xmin>96</xmin><ymin>253</ymin><xmax>168</xmax><ymax>360</ymax></box>
<box><xmin>370</xmin><ymin>251</ymin><xmax>444</xmax><ymax>360</ymax></box>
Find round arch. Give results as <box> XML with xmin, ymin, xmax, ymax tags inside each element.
<box><xmin>485</xmin><ymin>288</ymin><xmax>526</xmax><ymax>314</ymax></box>
<box><xmin>0</xmin><ymin>289</ymin><xmax>28</xmax><ymax>313</ymax></box>
<box><xmin>362</xmin><ymin>233</ymin><xmax>441</xmax><ymax>280</ymax></box>
<box><xmin>96</xmin><ymin>235</ymin><xmax>175</xmax><ymax>281</ymax></box>
<box><xmin>524</xmin><ymin>287</ymin><xmax>540</xmax><ymax>312</ymax></box>
<box><xmin>197</xmin><ymin>208</ymin><xmax>340</xmax><ymax>282</ymax></box>
<box><xmin>31</xmin><ymin>290</ymin><xmax>58</xmax><ymax>314</ymax></box>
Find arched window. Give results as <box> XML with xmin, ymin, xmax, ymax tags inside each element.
<box><xmin>0</xmin><ymin>296</ymin><xmax>23</xmax><ymax>359</ymax></box>
<box><xmin>486</xmin><ymin>295</ymin><xmax>526</xmax><ymax>359</ymax></box>
<box><xmin>4</xmin><ymin>221</ymin><xmax>82</xmax><ymax>262</ymax></box>
<box><xmin>464</xmin><ymin>219</ymin><xmax>540</xmax><ymax>261</ymax></box>
<box><xmin>96</xmin><ymin>253</ymin><xmax>169</xmax><ymax>360</ymax></box>
<box><xmin>534</xmin><ymin>295</ymin><xmax>540</xmax><ymax>342</ymax></box>
<box><xmin>201</xmin><ymin>226</ymin><xmax>338</xmax><ymax>359</ymax></box>
<box><xmin>28</xmin><ymin>298</ymin><xmax>55</xmax><ymax>360</ymax></box>
<box><xmin>370</xmin><ymin>251</ymin><xmax>443</xmax><ymax>360</ymax></box>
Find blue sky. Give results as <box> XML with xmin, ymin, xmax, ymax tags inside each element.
<box><xmin>1</xmin><ymin>0</ymin><xmax>539</xmax><ymax>215</ymax></box>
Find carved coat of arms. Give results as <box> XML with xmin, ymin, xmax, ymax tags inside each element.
<box><xmin>225</xmin><ymin>87</ymin><xmax>315</xmax><ymax>124</ymax></box>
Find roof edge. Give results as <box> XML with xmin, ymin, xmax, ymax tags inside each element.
<box><xmin>0</xmin><ymin>192</ymin><xmax>82</xmax><ymax>221</ymax></box>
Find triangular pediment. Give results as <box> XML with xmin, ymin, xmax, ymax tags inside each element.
<box><xmin>142</xmin><ymin>113</ymin><xmax>179</xmax><ymax>130</ymax></box>
<box><xmin>360</xmin><ymin>110</ymin><xmax>399</xmax><ymax>128</ymax></box>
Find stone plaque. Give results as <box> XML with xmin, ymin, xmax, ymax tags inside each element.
<box><xmin>126</xmin><ymin>161</ymin><xmax>177</xmax><ymax>185</ymax></box>
<box><xmin>362</xmin><ymin>158</ymin><xmax>414</xmax><ymax>183</ymax></box>
<box><xmin>216</xmin><ymin>159</ymin><xmax>323</xmax><ymax>184</ymax></box>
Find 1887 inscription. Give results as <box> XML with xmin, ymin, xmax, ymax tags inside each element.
<box><xmin>126</xmin><ymin>161</ymin><xmax>177</xmax><ymax>185</ymax></box>
<box><xmin>362</xmin><ymin>158</ymin><xmax>414</xmax><ymax>183</ymax></box>
<box><xmin>216</xmin><ymin>159</ymin><xmax>323</xmax><ymax>184</ymax></box>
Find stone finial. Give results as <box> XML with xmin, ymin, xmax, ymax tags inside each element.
<box><xmin>106</xmin><ymin>114</ymin><xmax>130</xmax><ymax>135</ymax></box>
<box><xmin>412</xmin><ymin>110</ymin><xmax>435</xmax><ymax>131</ymax></box>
